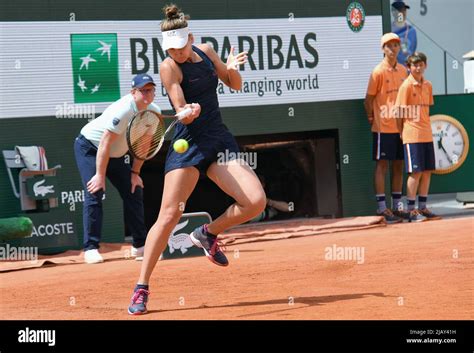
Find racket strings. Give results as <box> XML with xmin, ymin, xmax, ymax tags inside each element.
<box><xmin>129</xmin><ymin>111</ymin><xmax>166</xmax><ymax>159</ymax></box>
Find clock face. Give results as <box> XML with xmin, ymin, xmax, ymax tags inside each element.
<box><xmin>430</xmin><ymin>115</ymin><xmax>468</xmax><ymax>174</ymax></box>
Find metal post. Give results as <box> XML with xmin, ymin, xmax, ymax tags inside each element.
<box><xmin>444</xmin><ymin>51</ymin><xmax>448</xmax><ymax>95</ymax></box>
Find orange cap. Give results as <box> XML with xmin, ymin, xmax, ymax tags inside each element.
<box><xmin>381</xmin><ymin>33</ymin><xmax>401</xmax><ymax>48</ymax></box>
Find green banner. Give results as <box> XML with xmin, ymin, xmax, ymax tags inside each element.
<box><xmin>6</xmin><ymin>210</ymin><xmax>78</xmax><ymax>255</ymax></box>
<box><xmin>70</xmin><ymin>33</ymin><xmax>120</xmax><ymax>103</ymax></box>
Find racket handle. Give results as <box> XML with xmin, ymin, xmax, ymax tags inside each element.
<box><xmin>176</xmin><ymin>108</ymin><xmax>193</xmax><ymax>120</ymax></box>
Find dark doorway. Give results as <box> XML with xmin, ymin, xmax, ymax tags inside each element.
<box><xmin>140</xmin><ymin>129</ymin><xmax>342</xmax><ymax>232</ymax></box>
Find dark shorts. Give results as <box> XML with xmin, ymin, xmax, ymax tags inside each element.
<box><xmin>372</xmin><ymin>132</ymin><xmax>404</xmax><ymax>161</ymax></box>
<box><xmin>403</xmin><ymin>142</ymin><xmax>436</xmax><ymax>173</ymax></box>
<box><xmin>164</xmin><ymin>123</ymin><xmax>240</xmax><ymax>175</ymax></box>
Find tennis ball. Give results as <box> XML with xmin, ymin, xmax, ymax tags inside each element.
<box><xmin>173</xmin><ymin>139</ymin><xmax>189</xmax><ymax>153</ymax></box>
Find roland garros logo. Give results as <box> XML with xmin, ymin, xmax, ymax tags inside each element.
<box><xmin>346</xmin><ymin>2</ymin><xmax>365</xmax><ymax>32</ymax></box>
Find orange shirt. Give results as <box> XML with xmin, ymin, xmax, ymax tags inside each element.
<box><xmin>396</xmin><ymin>75</ymin><xmax>434</xmax><ymax>144</ymax></box>
<box><xmin>366</xmin><ymin>60</ymin><xmax>408</xmax><ymax>133</ymax></box>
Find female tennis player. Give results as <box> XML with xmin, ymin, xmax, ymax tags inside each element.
<box><xmin>128</xmin><ymin>4</ymin><xmax>266</xmax><ymax>315</ymax></box>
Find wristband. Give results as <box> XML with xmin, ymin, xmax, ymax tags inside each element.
<box><xmin>131</xmin><ymin>170</ymin><xmax>140</xmax><ymax>175</ymax></box>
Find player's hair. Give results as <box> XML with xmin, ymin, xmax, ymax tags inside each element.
<box><xmin>406</xmin><ymin>52</ymin><xmax>428</xmax><ymax>66</ymax></box>
<box><xmin>161</xmin><ymin>4</ymin><xmax>190</xmax><ymax>31</ymax></box>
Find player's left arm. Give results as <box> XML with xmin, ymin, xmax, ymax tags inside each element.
<box><xmin>364</xmin><ymin>70</ymin><xmax>381</xmax><ymax>125</ymax></box>
<box><xmin>199</xmin><ymin>43</ymin><xmax>248</xmax><ymax>90</ymax></box>
<box><xmin>428</xmin><ymin>83</ymin><xmax>434</xmax><ymax>106</ymax></box>
<box><xmin>363</xmin><ymin>94</ymin><xmax>376</xmax><ymax>125</ymax></box>
<box><xmin>131</xmin><ymin>158</ymin><xmax>145</xmax><ymax>174</ymax></box>
<box><xmin>267</xmin><ymin>198</ymin><xmax>291</xmax><ymax>212</ymax></box>
<box><xmin>130</xmin><ymin>157</ymin><xmax>145</xmax><ymax>193</ymax></box>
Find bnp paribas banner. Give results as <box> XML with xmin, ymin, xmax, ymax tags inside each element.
<box><xmin>0</xmin><ymin>11</ymin><xmax>382</xmax><ymax>119</ymax></box>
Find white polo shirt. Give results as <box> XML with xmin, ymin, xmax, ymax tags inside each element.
<box><xmin>81</xmin><ymin>94</ymin><xmax>161</xmax><ymax>158</ymax></box>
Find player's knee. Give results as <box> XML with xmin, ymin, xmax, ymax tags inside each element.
<box><xmin>376</xmin><ymin>161</ymin><xmax>389</xmax><ymax>173</ymax></box>
<box><xmin>158</xmin><ymin>207</ymin><xmax>183</xmax><ymax>225</ymax></box>
<box><xmin>392</xmin><ymin>161</ymin><xmax>404</xmax><ymax>172</ymax></box>
<box><xmin>130</xmin><ymin>186</ymin><xmax>144</xmax><ymax>198</ymax></box>
<box><xmin>84</xmin><ymin>191</ymin><xmax>104</xmax><ymax>205</ymax></box>
<box><xmin>249</xmin><ymin>191</ymin><xmax>267</xmax><ymax>216</ymax></box>
<box><xmin>125</xmin><ymin>190</ymin><xmax>143</xmax><ymax>205</ymax></box>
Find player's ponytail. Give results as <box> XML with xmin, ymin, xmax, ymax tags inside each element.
<box><xmin>161</xmin><ymin>4</ymin><xmax>190</xmax><ymax>31</ymax></box>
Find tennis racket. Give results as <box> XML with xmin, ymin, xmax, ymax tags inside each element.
<box><xmin>126</xmin><ymin>108</ymin><xmax>192</xmax><ymax>160</ymax></box>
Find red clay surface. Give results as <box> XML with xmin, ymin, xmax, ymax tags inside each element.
<box><xmin>0</xmin><ymin>217</ymin><xmax>472</xmax><ymax>320</ymax></box>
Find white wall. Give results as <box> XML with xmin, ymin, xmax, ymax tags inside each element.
<box><xmin>393</xmin><ymin>0</ymin><xmax>474</xmax><ymax>94</ymax></box>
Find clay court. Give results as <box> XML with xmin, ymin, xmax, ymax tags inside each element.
<box><xmin>0</xmin><ymin>216</ymin><xmax>472</xmax><ymax>320</ymax></box>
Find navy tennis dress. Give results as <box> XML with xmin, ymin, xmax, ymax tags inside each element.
<box><xmin>164</xmin><ymin>46</ymin><xmax>240</xmax><ymax>175</ymax></box>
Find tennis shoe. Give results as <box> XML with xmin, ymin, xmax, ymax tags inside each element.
<box><xmin>419</xmin><ymin>208</ymin><xmax>442</xmax><ymax>220</ymax></box>
<box><xmin>408</xmin><ymin>209</ymin><xmax>427</xmax><ymax>223</ymax></box>
<box><xmin>377</xmin><ymin>208</ymin><xmax>403</xmax><ymax>224</ymax></box>
<box><xmin>393</xmin><ymin>209</ymin><xmax>410</xmax><ymax>221</ymax></box>
<box><xmin>131</xmin><ymin>246</ymin><xmax>144</xmax><ymax>260</ymax></box>
<box><xmin>190</xmin><ymin>225</ymin><xmax>228</xmax><ymax>267</ymax></box>
<box><xmin>128</xmin><ymin>288</ymin><xmax>149</xmax><ymax>315</ymax></box>
<box><xmin>84</xmin><ymin>249</ymin><xmax>104</xmax><ymax>264</ymax></box>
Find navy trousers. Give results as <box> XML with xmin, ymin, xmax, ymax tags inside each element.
<box><xmin>74</xmin><ymin>135</ymin><xmax>146</xmax><ymax>250</ymax></box>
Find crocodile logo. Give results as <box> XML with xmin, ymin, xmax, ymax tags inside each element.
<box><xmin>168</xmin><ymin>219</ymin><xmax>194</xmax><ymax>254</ymax></box>
<box><xmin>33</xmin><ymin>179</ymin><xmax>55</xmax><ymax>197</ymax></box>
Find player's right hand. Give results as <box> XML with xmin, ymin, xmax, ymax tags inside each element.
<box><xmin>87</xmin><ymin>174</ymin><xmax>106</xmax><ymax>194</ymax></box>
<box><xmin>367</xmin><ymin>116</ymin><xmax>374</xmax><ymax>125</ymax></box>
<box><xmin>179</xmin><ymin>103</ymin><xmax>201</xmax><ymax>125</ymax></box>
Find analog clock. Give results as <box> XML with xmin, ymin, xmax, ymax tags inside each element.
<box><xmin>431</xmin><ymin>115</ymin><xmax>469</xmax><ymax>174</ymax></box>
